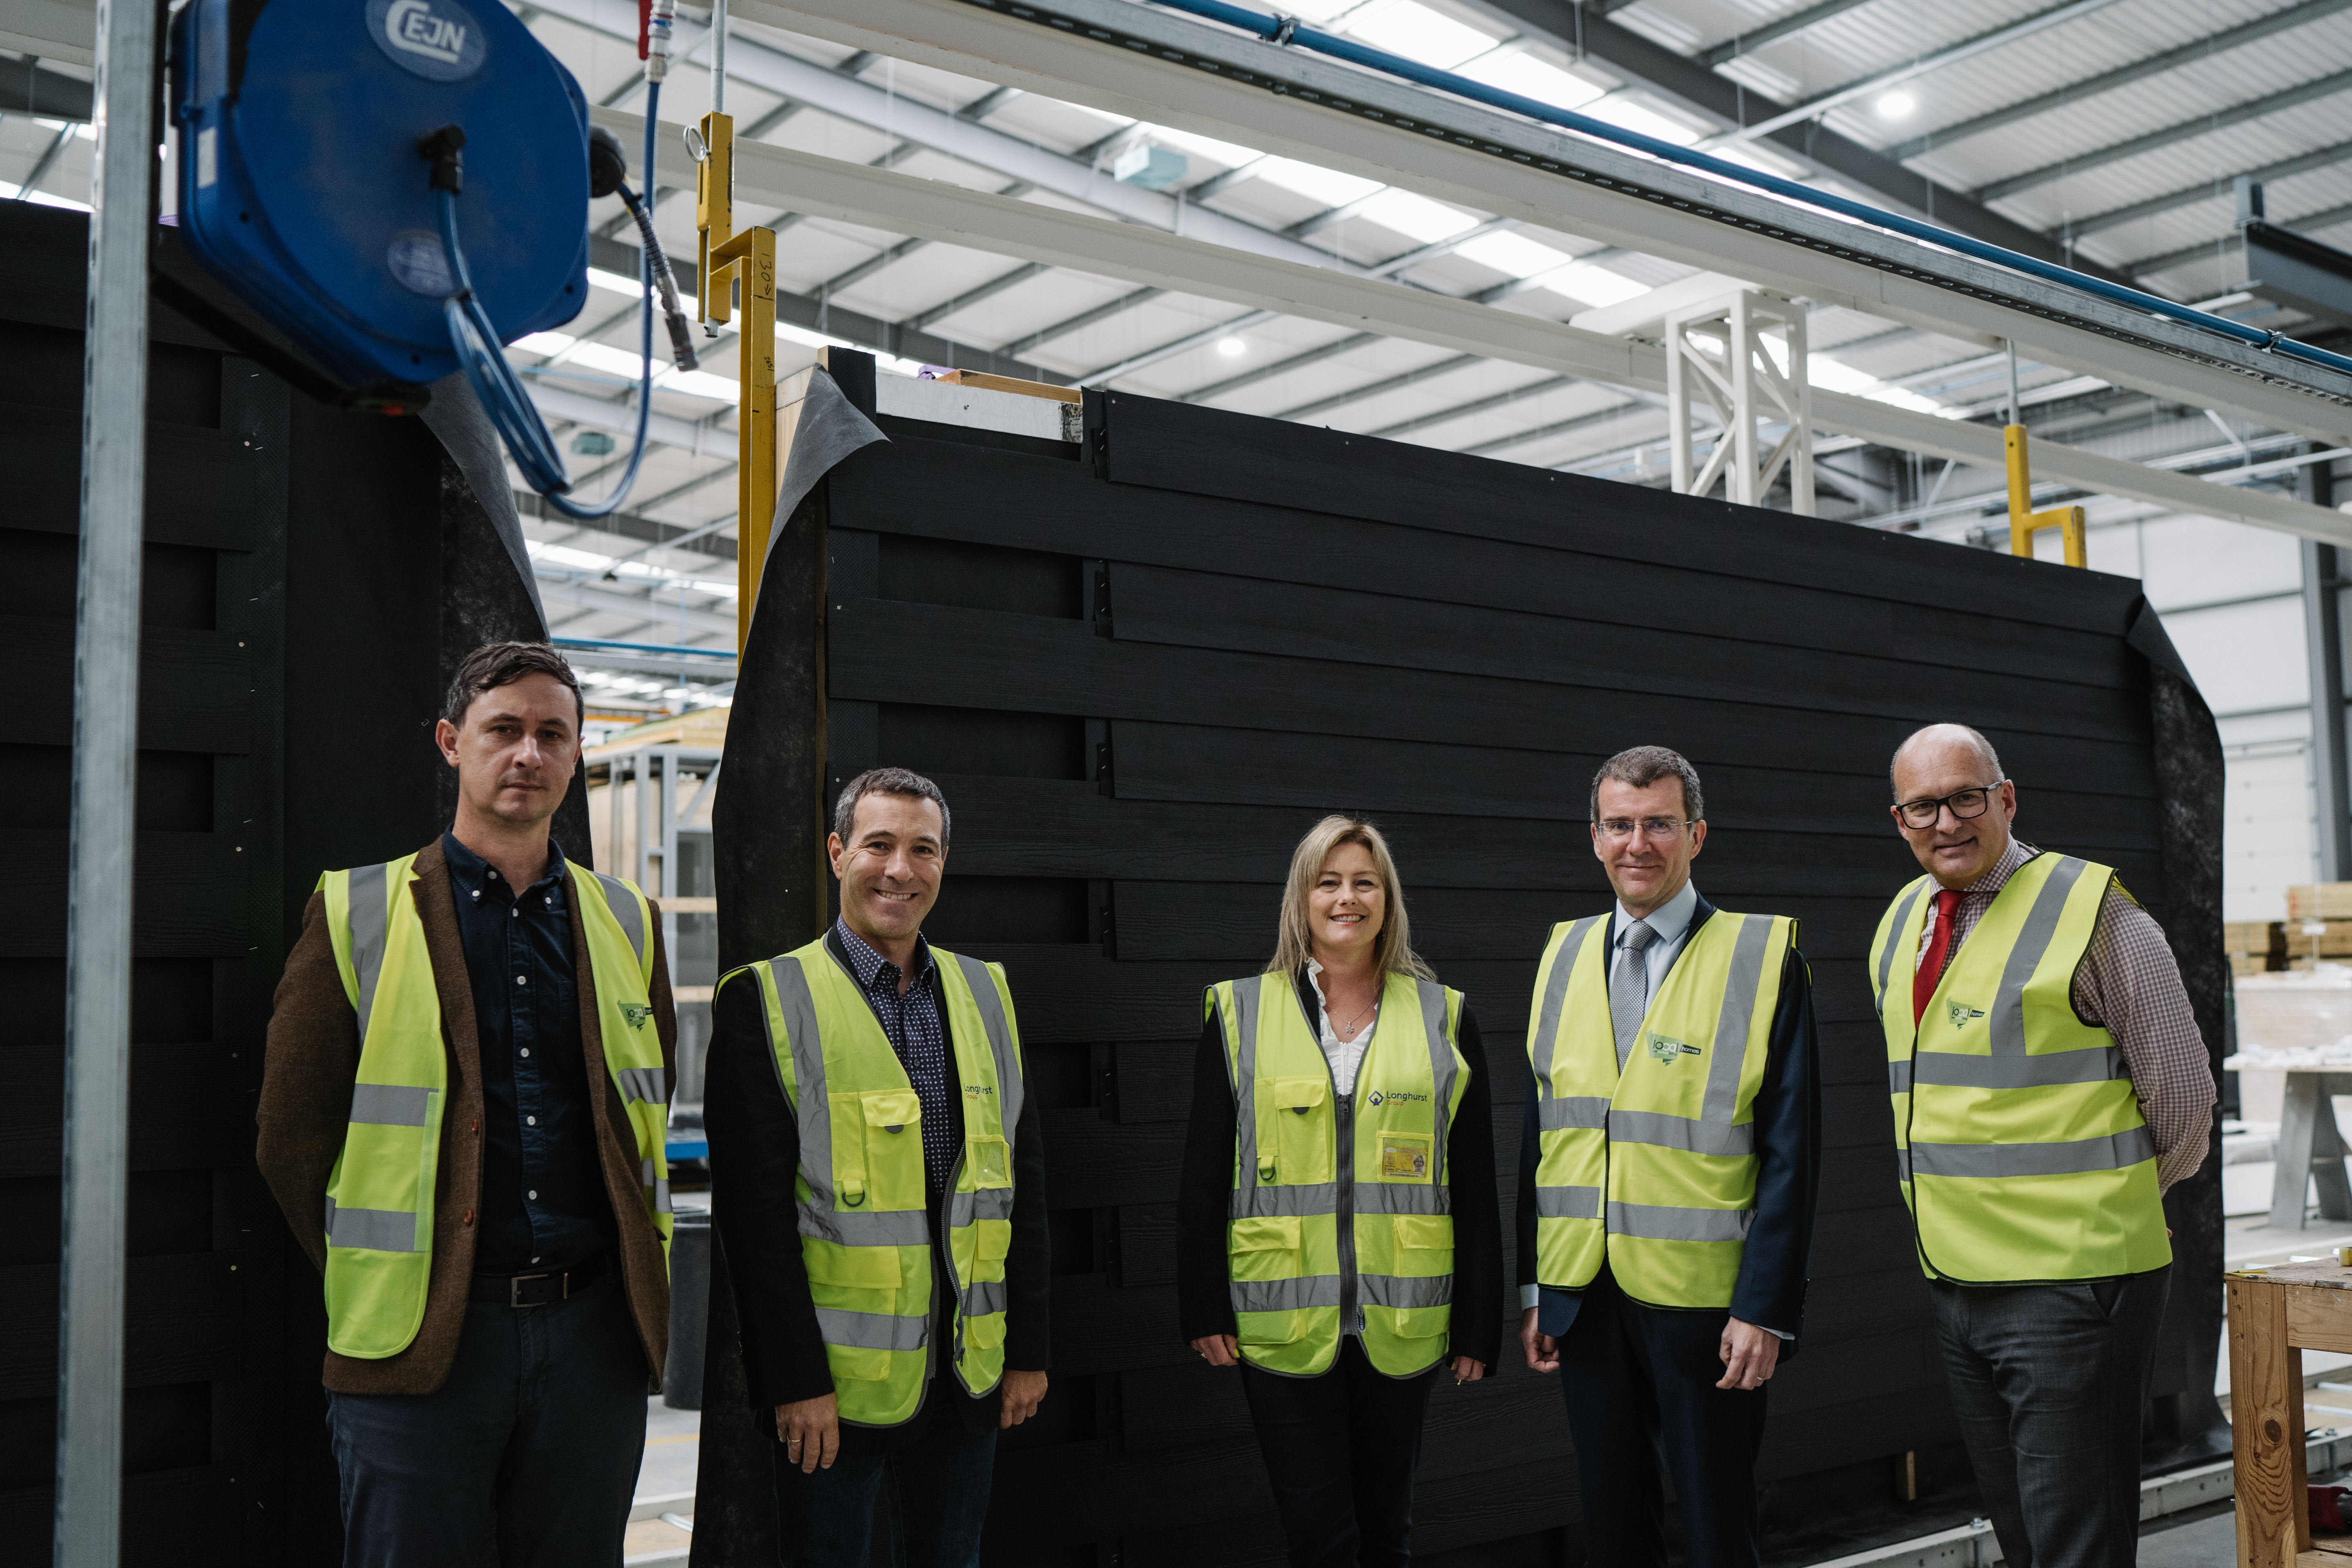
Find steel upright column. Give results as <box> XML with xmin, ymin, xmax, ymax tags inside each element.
<box><xmin>57</xmin><ymin>0</ymin><xmax>156</xmax><ymax>1562</ymax></box>
<box><xmin>2306</xmin><ymin>454</ymin><xmax>2349</xmax><ymax>882</ymax></box>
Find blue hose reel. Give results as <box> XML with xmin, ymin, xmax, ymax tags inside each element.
<box><xmin>170</xmin><ymin>0</ymin><xmax>693</xmax><ymax>517</ymax></box>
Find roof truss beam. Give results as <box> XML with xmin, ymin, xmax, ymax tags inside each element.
<box><xmin>647</xmin><ymin>112</ymin><xmax>2352</xmax><ymax>543</ymax></box>
<box><xmin>1978</xmin><ymin>66</ymin><xmax>2352</xmax><ymax>202</ymax></box>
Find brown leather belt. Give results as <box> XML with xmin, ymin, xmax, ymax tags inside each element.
<box><xmin>471</xmin><ymin>1251</ymin><xmax>605</xmax><ymax>1307</ymax></box>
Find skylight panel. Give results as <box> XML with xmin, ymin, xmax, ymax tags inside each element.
<box><xmin>1343</xmin><ymin>0</ymin><xmax>1501</xmax><ymax>68</ymax></box>
<box><xmin>1253</xmin><ymin>157</ymin><xmax>1384</xmax><ymax>207</ymax></box>
<box><xmin>1357</xmin><ymin>188</ymin><xmax>1481</xmax><ymax>243</ymax></box>
<box><xmin>1454</xmin><ymin>229</ymin><xmax>1574</xmax><ymax>277</ymax></box>
<box><xmin>1137</xmin><ymin>123</ymin><xmax>1265</xmax><ymax>169</ymax></box>
<box><xmin>1540</xmin><ymin>263</ymin><xmax>1649</xmax><ymax>307</ymax></box>
<box><xmin>1457</xmin><ymin>52</ymin><xmax>1604</xmax><ymax>112</ymax></box>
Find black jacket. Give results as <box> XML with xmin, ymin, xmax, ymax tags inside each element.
<box><xmin>1515</xmin><ymin>891</ymin><xmax>1820</xmax><ymax>1340</ymax></box>
<box><xmin>704</xmin><ymin>928</ymin><xmax>1051</xmax><ymax>1453</ymax></box>
<box><xmin>1176</xmin><ymin>969</ymin><xmax>1506</xmax><ymax>1371</ymax></box>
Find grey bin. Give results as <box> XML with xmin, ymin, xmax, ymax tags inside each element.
<box><xmin>662</xmin><ymin>1210</ymin><xmax>713</xmax><ymax>1410</ymax></box>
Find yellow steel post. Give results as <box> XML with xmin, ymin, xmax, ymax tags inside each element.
<box><xmin>709</xmin><ymin>225</ymin><xmax>775</xmax><ymax>645</ymax></box>
<box><xmin>2003</xmin><ymin>423</ymin><xmax>2088</xmax><ymax>568</ymax></box>
<box><xmin>694</xmin><ymin>111</ymin><xmax>734</xmax><ymax>330</ymax></box>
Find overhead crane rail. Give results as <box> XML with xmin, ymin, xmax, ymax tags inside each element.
<box><xmin>956</xmin><ymin>0</ymin><xmax>2352</xmax><ymax>407</ymax></box>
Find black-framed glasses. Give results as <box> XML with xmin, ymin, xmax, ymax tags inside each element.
<box><xmin>1594</xmin><ymin>817</ymin><xmax>1696</xmax><ymax>841</ymax></box>
<box><xmin>1894</xmin><ymin>782</ymin><xmax>2006</xmax><ymax>829</ymax></box>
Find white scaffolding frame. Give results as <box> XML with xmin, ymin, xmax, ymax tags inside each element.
<box><xmin>1666</xmin><ymin>291</ymin><xmax>1816</xmax><ymax>515</ymax></box>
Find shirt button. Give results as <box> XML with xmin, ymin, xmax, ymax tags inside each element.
<box><xmin>511</xmin><ymin>908</ymin><xmax>519</xmax><ymax>919</ymax></box>
<box><xmin>527</xmin><ymin>1190</ymin><xmax>538</xmax><ymax>1200</ymax></box>
<box><xmin>526</xmin><ymin>1116</ymin><xmax>537</xmax><ymax>1126</ymax></box>
<box><xmin>516</xmin><ymin>975</ymin><xmax>527</xmax><ymax>986</ymax></box>
<box><xmin>462</xmin><ymin>1208</ymin><xmax>474</xmax><ymax>1226</ymax></box>
<box><xmin>488</xmin><ymin>870</ymin><xmax>499</xmax><ymax>880</ymax></box>
<box><xmin>520</xmin><ymin>1048</ymin><xmax>531</xmax><ymax>1058</ymax></box>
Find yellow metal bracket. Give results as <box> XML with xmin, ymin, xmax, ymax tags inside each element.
<box><xmin>709</xmin><ymin>227</ymin><xmax>775</xmax><ymax>648</ymax></box>
<box><xmin>694</xmin><ymin>111</ymin><xmax>734</xmax><ymax>329</ymax></box>
<box><xmin>2004</xmin><ymin>423</ymin><xmax>2086</xmax><ymax>568</ymax></box>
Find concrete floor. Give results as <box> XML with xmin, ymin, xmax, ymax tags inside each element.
<box><xmin>2138</xmin><ymin>1507</ymin><xmax>2233</xmax><ymax>1567</ymax></box>
<box><xmin>623</xmin><ymin>1395</ymin><xmax>701</xmax><ymax>1566</ymax></box>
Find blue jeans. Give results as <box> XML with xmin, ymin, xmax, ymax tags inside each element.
<box><xmin>771</xmin><ymin>1404</ymin><xmax>999</xmax><ymax>1568</ymax></box>
<box><xmin>326</xmin><ymin>1271</ymin><xmax>650</xmax><ymax>1568</ymax></box>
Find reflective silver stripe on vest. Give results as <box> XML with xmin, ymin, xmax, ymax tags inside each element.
<box><xmin>770</xmin><ymin>958</ymin><xmax>841</xmax><ymax>1213</ymax></box>
<box><xmin>1231</xmin><ymin>1183</ymin><xmax>1338</xmax><ymax>1218</ymax></box>
<box><xmin>1534</xmin><ymin>1185</ymin><xmax>1602</xmax><ymax>1219</ymax></box>
<box><xmin>948</xmin><ymin>1189</ymin><xmax>1018</xmax><ymax>1227</ymax></box>
<box><xmin>1702</xmin><ymin>915</ymin><xmax>1773</xmax><ymax>1124</ymax></box>
<box><xmin>1417</xmin><ymin>979</ymin><xmax>1458</xmax><ymax>1185</ymax></box>
<box><xmin>324</xmin><ymin>1197</ymin><xmax>421</xmax><ymax>1253</ymax></box>
<box><xmin>961</xmin><ymin>1278</ymin><xmax>1008</xmax><ymax>1320</ymax></box>
<box><xmin>1230</xmin><ymin>975</ymin><xmax>1265</xmax><ymax>1205</ymax></box>
<box><xmin>617</xmin><ymin>1067</ymin><xmax>670</xmax><ymax>1105</ymax></box>
<box><xmin>801</xmin><ymin>1204</ymin><xmax>930</xmax><ymax>1247</ymax></box>
<box><xmin>639</xmin><ymin>1158</ymin><xmax>672</xmax><ymax>1213</ymax></box>
<box><xmin>816</xmin><ymin>1306</ymin><xmax>928</xmax><ymax>1352</ymax></box>
<box><xmin>348</xmin><ymin>1083</ymin><xmax>432</xmax><ymax>1126</ymax></box>
<box><xmin>1231</xmin><ymin>1275</ymin><xmax>1345</xmax><ymax>1312</ymax></box>
<box><xmin>1531</xmin><ymin>915</ymin><xmax>1608</xmax><ymax>1101</ymax></box>
<box><xmin>1889</xmin><ymin>1059</ymin><xmax>1911</xmax><ymax>1094</ymax></box>
<box><xmin>1355</xmin><ymin>1183</ymin><xmax>1448</xmax><ymax>1215</ymax></box>
<box><xmin>1987</xmin><ymin>857</ymin><xmax>2091</xmax><ymax>1058</ymax></box>
<box><xmin>348</xmin><ymin>861</ymin><xmax>390</xmax><ymax>1033</ymax></box>
<box><xmin>1909</xmin><ymin>1047</ymin><xmax>2127</xmax><ymax>1089</ymax></box>
<box><xmin>1539</xmin><ymin>1096</ymin><xmax>1611</xmax><ymax>1131</ymax></box>
<box><xmin>589</xmin><ymin>870</ymin><xmax>647</xmax><ymax>969</ymax></box>
<box><xmin>1909</xmin><ymin>1127</ymin><xmax>2156</xmax><ymax>1179</ymax></box>
<box><xmin>1607</xmin><ymin>1109</ymin><xmax>1754</xmax><ymax>1157</ymax></box>
<box><xmin>1606</xmin><ymin>1200</ymin><xmax>1753</xmax><ymax>1243</ymax></box>
<box><xmin>1360</xmin><ymin>1273</ymin><xmax>1453</xmax><ymax>1309</ymax></box>
<box><xmin>1876</xmin><ymin>880</ymin><xmax>1928</xmax><ymax>1016</ymax></box>
<box><xmin>953</xmin><ymin>953</ymin><xmax>1025</xmax><ymax>1135</ymax></box>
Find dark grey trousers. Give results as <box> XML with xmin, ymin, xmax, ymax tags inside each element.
<box><xmin>1929</xmin><ymin>1267</ymin><xmax>2170</xmax><ymax>1568</ymax></box>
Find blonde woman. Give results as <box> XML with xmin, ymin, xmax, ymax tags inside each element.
<box><xmin>1176</xmin><ymin>816</ymin><xmax>1501</xmax><ymax>1568</ymax></box>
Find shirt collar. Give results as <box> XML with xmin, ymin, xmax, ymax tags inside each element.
<box><xmin>1617</xmin><ymin>877</ymin><xmax>1698</xmax><ymax>947</ymax></box>
<box><xmin>1960</xmin><ymin>836</ymin><xmax>2036</xmax><ymax>897</ymax></box>
<box><xmin>834</xmin><ymin>916</ymin><xmax>934</xmax><ymax>992</ymax></box>
<box><xmin>441</xmin><ymin>830</ymin><xmax>567</xmax><ymax>902</ymax></box>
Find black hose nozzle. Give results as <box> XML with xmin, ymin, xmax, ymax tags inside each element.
<box><xmin>417</xmin><ymin>125</ymin><xmax>467</xmax><ymax>194</ymax></box>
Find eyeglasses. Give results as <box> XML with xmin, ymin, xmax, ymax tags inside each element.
<box><xmin>1893</xmin><ymin>782</ymin><xmax>2006</xmax><ymax>829</ymax></box>
<box><xmin>1594</xmin><ymin>818</ymin><xmax>1695</xmax><ymax>841</ymax></box>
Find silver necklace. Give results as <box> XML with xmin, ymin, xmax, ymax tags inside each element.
<box><xmin>1332</xmin><ymin>996</ymin><xmax>1377</xmax><ymax>1038</ymax></box>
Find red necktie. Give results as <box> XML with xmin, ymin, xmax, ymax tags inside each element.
<box><xmin>1912</xmin><ymin>889</ymin><xmax>1965</xmax><ymax>1026</ymax></box>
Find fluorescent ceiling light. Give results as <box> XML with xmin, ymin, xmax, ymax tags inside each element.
<box><xmin>1454</xmin><ymin>229</ymin><xmax>1575</xmax><ymax>278</ymax></box>
<box><xmin>1358</xmin><ymin>188</ymin><xmax>1481</xmax><ymax>243</ymax></box>
<box><xmin>1459</xmin><ymin>52</ymin><xmax>1605</xmax><ymax>111</ymax></box>
<box><xmin>1253</xmin><ymin>157</ymin><xmax>1384</xmax><ymax>208</ymax></box>
<box><xmin>1345</xmin><ymin>0</ymin><xmax>1500</xmax><ymax>68</ymax></box>
<box><xmin>659</xmin><ymin>369</ymin><xmax>744</xmax><ymax>401</ymax></box>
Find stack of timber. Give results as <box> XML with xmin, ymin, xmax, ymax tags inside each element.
<box><xmin>2231</xmin><ymin>920</ymin><xmax>2290</xmax><ymax>977</ymax></box>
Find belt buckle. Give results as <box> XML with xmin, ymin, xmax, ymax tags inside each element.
<box><xmin>509</xmin><ymin>1270</ymin><xmax>556</xmax><ymax>1308</ymax></box>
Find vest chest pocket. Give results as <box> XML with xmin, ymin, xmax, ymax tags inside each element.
<box><xmin>1229</xmin><ymin>1215</ymin><xmax>1301</xmax><ymax>1282</ymax></box>
<box><xmin>830</xmin><ymin>1089</ymin><xmax>926</xmax><ymax>1212</ymax></box>
<box><xmin>968</xmin><ymin>1135</ymin><xmax>1012</xmax><ymax>1189</ymax></box>
<box><xmin>1394</xmin><ymin>1213</ymin><xmax>1454</xmax><ymax>1272</ymax></box>
<box><xmin>1262</xmin><ymin>1077</ymin><xmax>1331</xmax><ymax>1187</ymax></box>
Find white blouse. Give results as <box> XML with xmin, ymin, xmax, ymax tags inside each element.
<box><xmin>1305</xmin><ymin>958</ymin><xmax>1377</xmax><ymax>1097</ymax></box>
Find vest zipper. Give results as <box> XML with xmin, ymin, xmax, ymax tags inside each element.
<box><xmin>1335</xmin><ymin>1089</ymin><xmax>1359</xmax><ymax>1335</ymax></box>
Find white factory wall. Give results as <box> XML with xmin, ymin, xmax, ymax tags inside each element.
<box><xmin>2093</xmin><ymin>513</ymin><xmax>2315</xmax><ymax>923</ymax></box>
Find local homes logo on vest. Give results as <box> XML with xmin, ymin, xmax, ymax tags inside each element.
<box><xmin>620</xmin><ymin>1004</ymin><xmax>654</xmax><ymax>1030</ymax></box>
<box><xmin>1647</xmin><ymin>1033</ymin><xmax>1703</xmax><ymax>1064</ymax></box>
<box><xmin>1947</xmin><ymin>1001</ymin><xmax>1987</xmax><ymax>1027</ymax></box>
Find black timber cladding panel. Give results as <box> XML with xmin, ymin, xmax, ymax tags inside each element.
<box><xmin>728</xmin><ymin>366</ymin><xmax>2220</xmax><ymax>1564</ymax></box>
<box><xmin>0</xmin><ymin>203</ymin><xmax>572</xmax><ymax>1564</ymax></box>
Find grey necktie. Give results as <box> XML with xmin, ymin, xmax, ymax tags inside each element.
<box><xmin>1611</xmin><ymin>919</ymin><xmax>1659</xmax><ymax>1071</ymax></box>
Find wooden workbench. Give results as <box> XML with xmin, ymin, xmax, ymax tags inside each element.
<box><xmin>2231</xmin><ymin>1261</ymin><xmax>2352</xmax><ymax>1565</ymax></box>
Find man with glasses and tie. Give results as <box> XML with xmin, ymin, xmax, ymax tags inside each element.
<box><xmin>1517</xmin><ymin>746</ymin><xmax>1820</xmax><ymax>1567</ymax></box>
<box><xmin>1872</xmin><ymin>723</ymin><xmax>2211</xmax><ymax>1568</ymax></box>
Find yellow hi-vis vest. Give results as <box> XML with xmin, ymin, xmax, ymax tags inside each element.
<box><xmin>728</xmin><ymin>936</ymin><xmax>1025</xmax><ymax>1427</ymax></box>
<box><xmin>1209</xmin><ymin>969</ymin><xmax>1470</xmax><ymax>1380</ymax></box>
<box><xmin>1870</xmin><ymin>852</ymin><xmax>2170</xmax><ymax>1284</ymax></box>
<box><xmin>1525</xmin><ymin>909</ymin><xmax>1793</xmax><ymax>1309</ymax></box>
<box><xmin>316</xmin><ymin>853</ymin><xmax>671</xmax><ymax>1359</ymax></box>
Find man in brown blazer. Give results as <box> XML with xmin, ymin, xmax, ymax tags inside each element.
<box><xmin>257</xmin><ymin>642</ymin><xmax>677</xmax><ymax>1568</ymax></box>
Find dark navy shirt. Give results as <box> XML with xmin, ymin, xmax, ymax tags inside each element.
<box><xmin>832</xmin><ymin>919</ymin><xmax>957</xmax><ymax>1197</ymax></box>
<box><xmin>442</xmin><ymin>833</ymin><xmax>616</xmax><ymax>1274</ymax></box>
